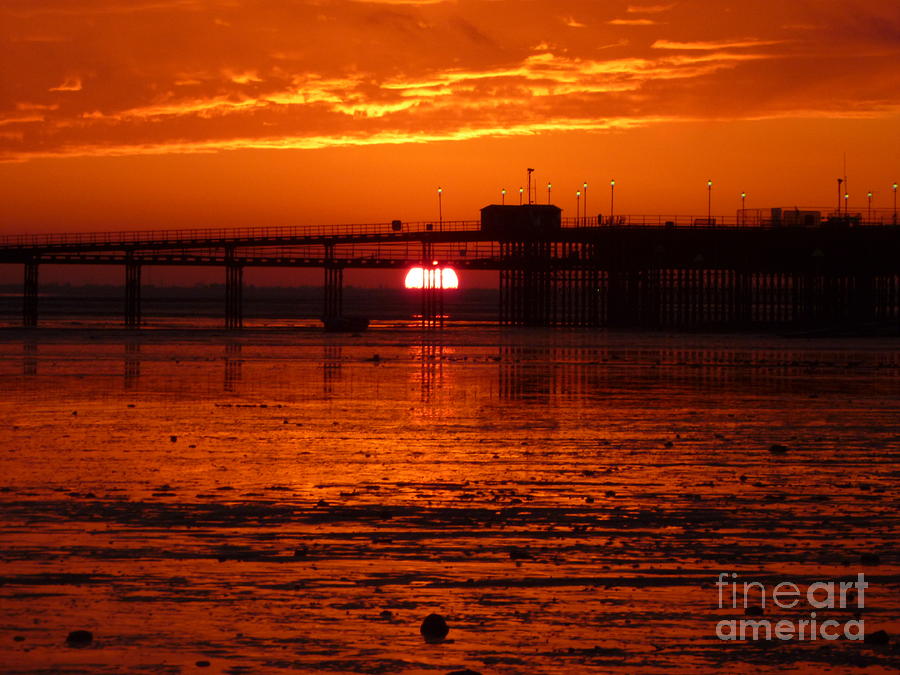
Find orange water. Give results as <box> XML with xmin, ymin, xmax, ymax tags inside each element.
<box><xmin>0</xmin><ymin>327</ymin><xmax>897</xmax><ymax>674</ymax></box>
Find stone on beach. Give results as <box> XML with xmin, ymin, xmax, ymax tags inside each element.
<box><xmin>420</xmin><ymin>614</ymin><xmax>449</xmax><ymax>643</ymax></box>
<box><xmin>768</xmin><ymin>443</ymin><xmax>789</xmax><ymax>454</ymax></box>
<box><xmin>65</xmin><ymin>630</ymin><xmax>93</xmax><ymax>647</ymax></box>
<box><xmin>865</xmin><ymin>629</ymin><xmax>889</xmax><ymax>645</ymax></box>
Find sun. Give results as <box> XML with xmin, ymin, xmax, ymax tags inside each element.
<box><xmin>404</xmin><ymin>264</ymin><xmax>459</xmax><ymax>289</ymax></box>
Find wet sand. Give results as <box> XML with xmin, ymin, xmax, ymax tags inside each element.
<box><xmin>0</xmin><ymin>327</ymin><xmax>898</xmax><ymax>674</ymax></box>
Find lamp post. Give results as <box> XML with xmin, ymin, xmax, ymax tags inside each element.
<box><xmin>527</xmin><ymin>168</ymin><xmax>534</xmax><ymax>204</ymax></box>
<box><xmin>707</xmin><ymin>179</ymin><xmax>713</xmax><ymax>224</ymax></box>
<box><xmin>844</xmin><ymin>191</ymin><xmax>849</xmax><ymax>216</ymax></box>
<box><xmin>547</xmin><ymin>181</ymin><xmax>552</xmax><ymax>204</ymax></box>
<box><xmin>740</xmin><ymin>191</ymin><xmax>746</xmax><ymax>225</ymax></box>
<box><xmin>583</xmin><ymin>181</ymin><xmax>588</xmax><ymax>226</ymax></box>
<box><xmin>867</xmin><ymin>191</ymin><xmax>873</xmax><ymax>223</ymax></box>
<box><xmin>437</xmin><ymin>187</ymin><xmax>443</xmax><ymax>229</ymax></box>
<box><xmin>610</xmin><ymin>179</ymin><xmax>616</xmax><ymax>224</ymax></box>
<box><xmin>893</xmin><ymin>182</ymin><xmax>898</xmax><ymax>225</ymax></box>
<box><xmin>576</xmin><ymin>190</ymin><xmax>581</xmax><ymax>224</ymax></box>
<box><xmin>501</xmin><ymin>188</ymin><xmax>506</xmax><ymax>205</ymax></box>
<box><xmin>519</xmin><ymin>187</ymin><xmax>524</xmax><ymax>205</ymax></box>
<box><xmin>837</xmin><ymin>178</ymin><xmax>843</xmax><ymax>215</ymax></box>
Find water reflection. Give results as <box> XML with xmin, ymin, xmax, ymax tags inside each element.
<box><xmin>416</xmin><ymin>337</ymin><xmax>444</xmax><ymax>403</ymax></box>
<box><xmin>497</xmin><ymin>344</ymin><xmax>900</xmax><ymax>403</ymax></box>
<box><xmin>322</xmin><ymin>343</ymin><xmax>342</xmax><ymax>397</ymax></box>
<box><xmin>124</xmin><ymin>341</ymin><xmax>140</xmax><ymax>389</ymax></box>
<box><xmin>224</xmin><ymin>342</ymin><xmax>242</xmax><ymax>392</ymax></box>
<box><xmin>4</xmin><ymin>333</ymin><xmax>899</xmax><ymax>404</ymax></box>
<box><xmin>22</xmin><ymin>338</ymin><xmax>37</xmax><ymax>377</ymax></box>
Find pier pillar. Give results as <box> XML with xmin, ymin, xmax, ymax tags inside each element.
<box><xmin>323</xmin><ymin>245</ymin><xmax>344</xmax><ymax>321</ymax></box>
<box><xmin>323</xmin><ymin>266</ymin><xmax>344</xmax><ymax>320</ymax></box>
<box><xmin>499</xmin><ymin>240</ymin><xmax>553</xmax><ymax>327</ymax></box>
<box><xmin>23</xmin><ymin>260</ymin><xmax>39</xmax><ymax>328</ymax></box>
<box><xmin>225</xmin><ymin>250</ymin><xmax>243</xmax><ymax>330</ymax></box>
<box><xmin>420</xmin><ymin>240</ymin><xmax>443</xmax><ymax>328</ymax></box>
<box><xmin>124</xmin><ymin>259</ymin><xmax>142</xmax><ymax>329</ymax></box>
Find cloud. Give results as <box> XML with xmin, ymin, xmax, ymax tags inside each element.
<box><xmin>652</xmin><ymin>38</ymin><xmax>785</xmax><ymax>50</ymax></box>
<box><xmin>49</xmin><ymin>77</ymin><xmax>83</xmax><ymax>92</ymax></box>
<box><xmin>607</xmin><ymin>19</ymin><xmax>658</xmax><ymax>26</ymax></box>
<box><xmin>2</xmin><ymin>0</ymin><xmax>899</xmax><ymax>161</ymax></box>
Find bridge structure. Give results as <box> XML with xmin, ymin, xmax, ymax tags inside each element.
<box><xmin>1</xmin><ymin>210</ymin><xmax>899</xmax><ymax>331</ymax></box>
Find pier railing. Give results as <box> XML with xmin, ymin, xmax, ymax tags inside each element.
<box><xmin>1</xmin><ymin>208</ymin><xmax>897</xmax><ymax>248</ymax></box>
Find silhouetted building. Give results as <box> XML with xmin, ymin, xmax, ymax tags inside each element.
<box><xmin>480</xmin><ymin>204</ymin><xmax>561</xmax><ymax>237</ymax></box>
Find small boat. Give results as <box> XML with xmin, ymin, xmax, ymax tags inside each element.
<box><xmin>321</xmin><ymin>316</ymin><xmax>370</xmax><ymax>332</ymax></box>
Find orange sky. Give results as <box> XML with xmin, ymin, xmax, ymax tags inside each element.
<box><xmin>1</xmin><ymin>0</ymin><xmax>899</xmax><ymax>237</ymax></box>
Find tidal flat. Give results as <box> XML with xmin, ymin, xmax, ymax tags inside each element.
<box><xmin>0</xmin><ymin>327</ymin><xmax>897</xmax><ymax>674</ymax></box>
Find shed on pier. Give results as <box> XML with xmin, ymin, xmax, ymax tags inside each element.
<box><xmin>480</xmin><ymin>204</ymin><xmax>561</xmax><ymax>238</ymax></box>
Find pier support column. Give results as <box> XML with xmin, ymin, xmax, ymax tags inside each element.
<box><xmin>23</xmin><ymin>260</ymin><xmax>39</xmax><ymax>328</ymax></box>
<box><xmin>225</xmin><ymin>251</ymin><xmax>243</xmax><ymax>330</ymax></box>
<box><xmin>420</xmin><ymin>240</ymin><xmax>443</xmax><ymax>328</ymax></box>
<box><xmin>124</xmin><ymin>259</ymin><xmax>142</xmax><ymax>329</ymax></box>
<box><xmin>323</xmin><ymin>265</ymin><xmax>344</xmax><ymax>321</ymax></box>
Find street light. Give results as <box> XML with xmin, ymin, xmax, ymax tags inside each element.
<box><xmin>707</xmin><ymin>179</ymin><xmax>713</xmax><ymax>224</ymax></box>
<box><xmin>844</xmin><ymin>191</ymin><xmax>849</xmax><ymax>216</ymax></box>
<box><xmin>837</xmin><ymin>178</ymin><xmax>844</xmax><ymax>214</ymax></box>
<box><xmin>610</xmin><ymin>179</ymin><xmax>616</xmax><ymax>223</ymax></box>
<box><xmin>437</xmin><ymin>187</ymin><xmax>443</xmax><ymax>229</ymax></box>
<box><xmin>526</xmin><ymin>168</ymin><xmax>534</xmax><ymax>205</ymax></box>
<box><xmin>576</xmin><ymin>190</ymin><xmax>581</xmax><ymax>223</ymax></box>
<box><xmin>519</xmin><ymin>187</ymin><xmax>524</xmax><ymax>205</ymax></box>
<box><xmin>583</xmin><ymin>181</ymin><xmax>588</xmax><ymax>226</ymax></box>
<box><xmin>893</xmin><ymin>182</ymin><xmax>898</xmax><ymax>225</ymax></box>
<box><xmin>867</xmin><ymin>191</ymin><xmax>873</xmax><ymax>222</ymax></box>
<box><xmin>501</xmin><ymin>188</ymin><xmax>506</xmax><ymax>205</ymax></box>
<box><xmin>547</xmin><ymin>181</ymin><xmax>552</xmax><ymax>204</ymax></box>
<box><xmin>741</xmin><ymin>192</ymin><xmax>746</xmax><ymax>225</ymax></box>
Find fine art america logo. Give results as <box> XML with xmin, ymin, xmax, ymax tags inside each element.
<box><xmin>715</xmin><ymin>573</ymin><xmax>867</xmax><ymax>641</ymax></box>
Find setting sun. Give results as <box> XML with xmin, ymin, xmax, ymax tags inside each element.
<box><xmin>404</xmin><ymin>266</ymin><xmax>460</xmax><ymax>290</ymax></box>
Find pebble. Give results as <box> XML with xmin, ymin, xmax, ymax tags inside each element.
<box><xmin>421</xmin><ymin>614</ymin><xmax>449</xmax><ymax>643</ymax></box>
<box><xmin>65</xmin><ymin>630</ymin><xmax>93</xmax><ymax>647</ymax></box>
<box><xmin>865</xmin><ymin>629</ymin><xmax>889</xmax><ymax>645</ymax></box>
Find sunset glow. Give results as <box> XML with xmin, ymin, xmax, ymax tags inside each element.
<box><xmin>1</xmin><ymin>0</ymin><xmax>899</xmax><ymax>278</ymax></box>
<box><xmin>404</xmin><ymin>266</ymin><xmax>460</xmax><ymax>290</ymax></box>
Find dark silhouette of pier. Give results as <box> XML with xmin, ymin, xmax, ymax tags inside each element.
<box><xmin>2</xmin><ymin>206</ymin><xmax>899</xmax><ymax>331</ymax></box>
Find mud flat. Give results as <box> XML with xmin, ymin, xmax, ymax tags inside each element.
<box><xmin>0</xmin><ymin>328</ymin><xmax>898</xmax><ymax>673</ymax></box>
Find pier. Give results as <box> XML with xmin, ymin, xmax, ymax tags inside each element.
<box><xmin>1</xmin><ymin>207</ymin><xmax>899</xmax><ymax>331</ymax></box>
